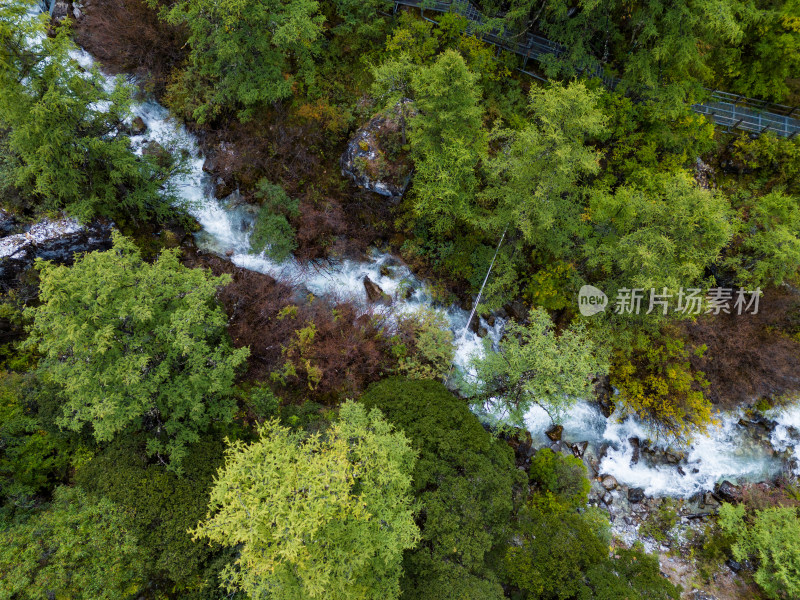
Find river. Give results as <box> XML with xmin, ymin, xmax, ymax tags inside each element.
<box><xmin>29</xmin><ymin>1</ymin><xmax>800</xmax><ymax>501</ymax></box>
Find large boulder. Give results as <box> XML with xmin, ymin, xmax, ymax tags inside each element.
<box><xmin>714</xmin><ymin>480</ymin><xmax>743</xmax><ymax>503</ymax></box>
<box><xmin>0</xmin><ymin>217</ymin><xmax>112</xmax><ymax>284</ymax></box>
<box><xmin>545</xmin><ymin>424</ymin><xmax>563</xmax><ymax>441</ymax></box>
<box><xmin>50</xmin><ymin>0</ymin><xmax>72</xmax><ymax>23</ymax></box>
<box><xmin>363</xmin><ymin>276</ymin><xmax>391</xmax><ymax>306</ymax></box>
<box><xmin>341</xmin><ymin>100</ymin><xmax>414</xmax><ymax>199</ymax></box>
<box><xmin>202</xmin><ymin>142</ymin><xmax>238</xmax><ymax>198</ymax></box>
<box><xmin>628</xmin><ymin>487</ymin><xmax>646</xmax><ymax>503</ymax></box>
<box><xmin>600</xmin><ymin>474</ymin><xmax>618</xmax><ymax>491</ymax></box>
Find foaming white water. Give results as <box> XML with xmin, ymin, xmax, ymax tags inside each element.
<box><xmin>526</xmin><ymin>401</ymin><xmax>787</xmax><ymax>497</ymax></box>
<box><xmin>769</xmin><ymin>403</ymin><xmax>800</xmax><ymax>475</ymax></box>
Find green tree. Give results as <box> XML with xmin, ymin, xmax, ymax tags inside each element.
<box><xmin>481</xmin><ymin>82</ymin><xmax>606</xmax><ymax>259</ymax></box>
<box><xmin>502</xmin><ymin>502</ymin><xmax>610</xmax><ymax>600</ymax></box>
<box><xmin>371</xmin><ymin>53</ymin><xmax>416</xmax><ymax>145</ymax></box>
<box><xmin>159</xmin><ymin>0</ymin><xmax>325</xmax><ymax>122</ymax></box>
<box><xmin>361</xmin><ymin>377</ymin><xmax>522</xmax><ymax>600</ymax></box>
<box><xmin>409</xmin><ymin>50</ymin><xmax>487</xmax><ymax>235</ymax></box>
<box><xmin>249</xmin><ymin>179</ymin><xmax>300</xmax><ymax>262</ymax></box>
<box><xmin>503</xmin><ymin>502</ymin><xmax>680</xmax><ymax>600</ymax></box>
<box><xmin>0</xmin><ymin>372</ymin><xmax>69</xmax><ymax>508</ymax></box>
<box><xmin>191</xmin><ymin>401</ymin><xmax>420</xmax><ymax>600</ymax></box>
<box><xmin>726</xmin><ymin>191</ymin><xmax>800</xmax><ymax>288</ymax></box>
<box><xmin>468</xmin><ymin>308</ymin><xmax>609</xmax><ymax>426</ymax></box>
<box><xmin>535</xmin><ymin>0</ymin><xmax>747</xmax><ymax>102</ymax></box>
<box><xmin>75</xmin><ymin>434</ymin><xmax>233</xmax><ymax>597</ymax></box>
<box><xmin>0</xmin><ymin>2</ymin><xmax>179</xmax><ymax>221</ymax></box>
<box><xmin>710</xmin><ymin>0</ymin><xmax>800</xmax><ymax>101</ymax></box>
<box><xmin>719</xmin><ymin>503</ymin><xmax>800</xmax><ymax>600</ymax></box>
<box><xmin>0</xmin><ymin>485</ymin><xmax>145</xmax><ymax>600</ymax></box>
<box><xmin>586</xmin><ymin>172</ymin><xmax>734</xmax><ymax>293</ymax></box>
<box><xmin>503</xmin><ymin>488</ymin><xmax>680</xmax><ymax>600</ymax></box>
<box><xmin>23</xmin><ymin>233</ymin><xmax>249</xmax><ymax>471</ymax></box>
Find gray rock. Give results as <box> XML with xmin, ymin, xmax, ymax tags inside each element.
<box><xmin>714</xmin><ymin>480</ymin><xmax>742</xmax><ymax>503</ymax></box>
<box><xmin>363</xmin><ymin>276</ymin><xmax>391</xmax><ymax>306</ymax></box>
<box><xmin>600</xmin><ymin>474</ymin><xmax>618</xmax><ymax>491</ymax></box>
<box><xmin>0</xmin><ymin>217</ymin><xmax>112</xmax><ymax>282</ymax></box>
<box><xmin>694</xmin><ymin>157</ymin><xmax>715</xmax><ymax>190</ymax></box>
<box><xmin>571</xmin><ymin>441</ymin><xmax>588</xmax><ymax>459</ymax></box>
<box><xmin>0</xmin><ymin>210</ymin><xmax>17</xmax><ymax>236</ymax></box>
<box><xmin>340</xmin><ymin>100</ymin><xmax>414</xmax><ymax>199</ymax></box>
<box><xmin>628</xmin><ymin>487</ymin><xmax>646</xmax><ymax>503</ymax></box>
<box><xmin>50</xmin><ymin>0</ymin><xmax>71</xmax><ymax>22</ymax></box>
<box><xmin>594</xmin><ymin>374</ymin><xmax>615</xmax><ymax>417</ymax></box>
<box><xmin>629</xmin><ymin>436</ymin><xmax>641</xmax><ymax>465</ymax></box>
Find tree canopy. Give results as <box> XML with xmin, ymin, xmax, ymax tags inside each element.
<box><xmin>0</xmin><ymin>1</ymin><xmax>179</xmax><ymax>221</ymax></box>
<box><xmin>191</xmin><ymin>401</ymin><xmax>420</xmax><ymax>600</ymax></box>
<box><xmin>361</xmin><ymin>377</ymin><xmax>522</xmax><ymax>600</ymax></box>
<box><xmin>0</xmin><ymin>485</ymin><xmax>146</xmax><ymax>600</ymax></box>
<box><xmin>24</xmin><ymin>232</ymin><xmax>249</xmax><ymax>471</ymax></box>
<box><xmin>157</xmin><ymin>0</ymin><xmax>325</xmax><ymax>122</ymax></box>
<box><xmin>468</xmin><ymin>308</ymin><xmax>609</xmax><ymax>426</ymax></box>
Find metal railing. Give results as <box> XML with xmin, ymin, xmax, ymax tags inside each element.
<box><xmin>394</xmin><ymin>0</ymin><xmax>800</xmax><ymax>138</ymax></box>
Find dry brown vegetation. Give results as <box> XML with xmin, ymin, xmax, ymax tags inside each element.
<box><xmin>685</xmin><ymin>287</ymin><xmax>800</xmax><ymax>407</ymax></box>
<box><xmin>182</xmin><ymin>248</ymin><xmax>397</xmax><ymax>402</ymax></box>
<box><xmin>74</xmin><ymin>0</ymin><xmax>187</xmax><ymax>97</ymax></box>
<box><xmin>194</xmin><ymin>107</ymin><xmax>393</xmax><ymax>262</ymax></box>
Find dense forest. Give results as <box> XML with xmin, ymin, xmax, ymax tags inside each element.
<box><xmin>1</xmin><ymin>0</ymin><xmax>800</xmax><ymax>598</ymax></box>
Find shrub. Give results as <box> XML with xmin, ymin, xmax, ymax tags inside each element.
<box><xmin>639</xmin><ymin>498</ymin><xmax>680</xmax><ymax>543</ymax></box>
<box><xmin>182</xmin><ymin>251</ymin><xmax>396</xmax><ymax>401</ymax></box>
<box><xmin>250</xmin><ymin>180</ymin><xmax>300</xmax><ymax>262</ymax></box>
<box><xmin>75</xmin><ymin>0</ymin><xmax>187</xmax><ymax>97</ymax></box>
<box><xmin>611</xmin><ymin>331</ymin><xmax>712</xmax><ymax>440</ymax></box>
<box><xmin>528</xmin><ymin>448</ymin><xmax>590</xmax><ymax>508</ymax></box>
<box><xmin>393</xmin><ymin>307</ymin><xmax>455</xmax><ymax>380</ymax></box>
<box><xmin>719</xmin><ymin>503</ymin><xmax>800</xmax><ymax>600</ymax></box>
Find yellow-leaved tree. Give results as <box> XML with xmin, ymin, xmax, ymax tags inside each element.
<box><xmin>191</xmin><ymin>401</ymin><xmax>420</xmax><ymax>600</ymax></box>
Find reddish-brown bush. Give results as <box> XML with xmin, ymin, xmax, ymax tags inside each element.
<box><xmin>684</xmin><ymin>287</ymin><xmax>800</xmax><ymax>407</ymax></box>
<box><xmin>75</xmin><ymin>0</ymin><xmax>187</xmax><ymax>97</ymax></box>
<box><xmin>741</xmin><ymin>479</ymin><xmax>800</xmax><ymax>511</ymax></box>
<box><xmin>182</xmin><ymin>248</ymin><xmax>396</xmax><ymax>402</ymax></box>
<box><xmin>193</xmin><ymin>105</ymin><xmax>392</xmax><ymax>261</ymax></box>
